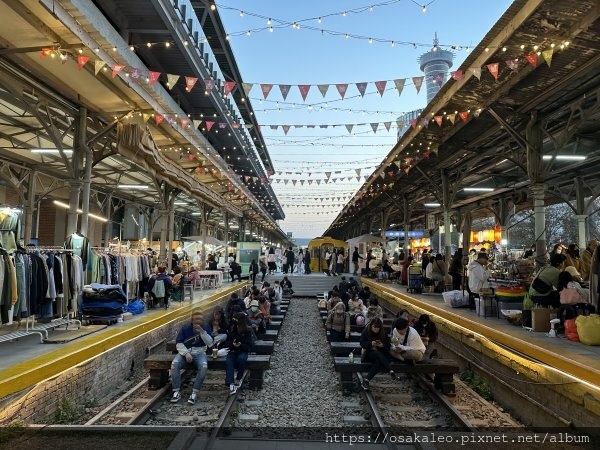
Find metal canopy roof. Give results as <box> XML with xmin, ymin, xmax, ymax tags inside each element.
<box><xmin>326</xmin><ymin>0</ymin><xmax>600</xmax><ymax>238</ymax></box>
<box><xmin>0</xmin><ymin>0</ymin><xmax>287</xmax><ymax>241</ymax></box>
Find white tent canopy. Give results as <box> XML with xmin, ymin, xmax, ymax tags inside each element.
<box><xmin>181</xmin><ymin>235</ymin><xmax>225</xmax><ymax>247</ymax></box>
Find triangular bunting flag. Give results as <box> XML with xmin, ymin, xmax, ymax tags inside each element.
<box><xmin>188</xmin><ymin>153</ymin><xmax>196</xmax><ymax>161</ymax></box>
<box><xmin>542</xmin><ymin>49</ymin><xmax>553</xmax><ymax>67</ymax></box>
<box><xmin>487</xmin><ymin>62</ymin><xmax>499</xmax><ymax>80</ymax></box>
<box><xmin>355</xmin><ymin>168</ymin><xmax>361</xmax><ymax>176</ymax></box>
<box><xmin>356</xmin><ymin>82</ymin><xmax>368</xmax><ymax>97</ymax></box>
<box><xmin>447</xmin><ymin>113</ymin><xmax>456</xmax><ymax>124</ymax></box>
<box><xmin>205</xmin><ymin>121</ymin><xmax>215</xmax><ymax>131</ymax></box>
<box><xmin>204</xmin><ymin>79</ymin><xmax>215</xmax><ymax>91</ymax></box>
<box><xmin>345</xmin><ymin>124</ymin><xmax>354</xmax><ymax>134</ymax></box>
<box><xmin>224</xmin><ymin>81</ymin><xmax>236</xmax><ymax>95</ymax></box>
<box><xmin>336</xmin><ymin>84</ymin><xmax>348</xmax><ymax>99</ymax></box>
<box><xmin>325</xmin><ymin>172</ymin><xmax>331</xmax><ymax>179</ymax></box>
<box><xmin>279</xmin><ymin>84</ymin><xmax>291</xmax><ymax>100</ymax></box>
<box><xmin>300</xmin><ymin>180</ymin><xmax>305</xmax><ymax>186</ymax></box>
<box><xmin>383</xmin><ymin>121</ymin><xmax>391</xmax><ymax>132</ymax></box>
<box><xmin>77</xmin><ymin>55</ymin><xmax>90</xmax><ymax>70</ymax></box>
<box><xmin>471</xmin><ymin>68</ymin><xmax>482</xmax><ymax>80</ymax></box>
<box><xmin>155</xmin><ymin>114</ymin><xmax>164</xmax><ymax>126</ymax></box>
<box><xmin>148</xmin><ymin>71</ymin><xmax>161</xmax><ymax>85</ymax></box>
<box><xmin>40</xmin><ymin>48</ymin><xmax>53</xmax><ymax>58</ymax></box>
<box><xmin>282</xmin><ymin>125</ymin><xmax>290</xmax><ymax>135</ymax></box>
<box><xmin>130</xmin><ymin>68</ymin><xmax>141</xmax><ymax>80</ymax></box>
<box><xmin>316</xmin><ymin>84</ymin><xmax>328</xmax><ymax>98</ymax></box>
<box><xmin>94</xmin><ymin>60</ymin><xmax>105</xmax><ymax>75</ymax></box>
<box><xmin>434</xmin><ymin>115</ymin><xmax>443</xmax><ymax>127</ymax></box>
<box><xmin>112</xmin><ymin>64</ymin><xmax>125</xmax><ymax>78</ymax></box>
<box><xmin>451</xmin><ymin>69</ymin><xmax>463</xmax><ymax>81</ymax></box>
<box><xmin>526</xmin><ymin>53</ymin><xmax>538</xmax><ymax>68</ymax></box>
<box><xmin>242</xmin><ymin>83</ymin><xmax>253</xmax><ymax>96</ymax></box>
<box><xmin>316</xmin><ymin>180</ymin><xmax>321</xmax><ymax>185</ymax></box>
<box><xmin>394</xmin><ymin>78</ymin><xmax>406</xmax><ymax>96</ymax></box>
<box><xmin>185</xmin><ymin>76</ymin><xmax>198</xmax><ymax>92</ymax></box>
<box><xmin>260</xmin><ymin>84</ymin><xmax>273</xmax><ymax>99</ymax></box>
<box><xmin>433</xmin><ymin>73</ymin><xmax>444</xmax><ymax>87</ymax></box>
<box><xmin>193</xmin><ymin>120</ymin><xmax>202</xmax><ymax>129</ymax></box>
<box><xmin>142</xmin><ymin>113</ymin><xmax>151</xmax><ymax>123</ymax></box>
<box><xmin>412</xmin><ymin>76</ymin><xmax>424</xmax><ymax>94</ymax></box>
<box><xmin>167</xmin><ymin>74</ymin><xmax>180</xmax><ymax>89</ymax></box>
<box><xmin>298</xmin><ymin>84</ymin><xmax>311</xmax><ymax>101</ymax></box>
<box><xmin>396</xmin><ymin>119</ymin><xmax>404</xmax><ymax>128</ymax></box>
<box><xmin>284</xmin><ymin>179</ymin><xmax>289</xmax><ymax>185</ymax></box>
<box><xmin>410</xmin><ymin>119</ymin><xmax>417</xmax><ymax>129</ymax></box>
<box><xmin>375</xmin><ymin>80</ymin><xmax>387</xmax><ymax>97</ymax></box>
<box><xmin>179</xmin><ymin>118</ymin><xmax>190</xmax><ymax>128</ymax></box>
<box><xmin>292</xmin><ymin>180</ymin><xmax>297</xmax><ymax>186</ymax></box>
<box><xmin>270</xmin><ymin>125</ymin><xmax>278</xmax><ymax>130</ymax></box>
<box><xmin>421</xmin><ymin>118</ymin><xmax>430</xmax><ymax>127</ymax></box>
<box><xmin>356</xmin><ymin>176</ymin><xmax>361</xmax><ymax>182</ymax></box>
<box><xmin>506</xmin><ymin>59</ymin><xmax>519</xmax><ymax>71</ymax></box>
<box><xmin>370</xmin><ymin>123</ymin><xmax>378</xmax><ymax>133</ymax></box>
<box><xmin>232</xmin><ymin>122</ymin><xmax>240</xmax><ymax>129</ymax></box>
<box><xmin>459</xmin><ymin>111</ymin><xmax>469</xmax><ymax>122</ymax></box>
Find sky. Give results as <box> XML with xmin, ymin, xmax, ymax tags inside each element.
<box><xmin>216</xmin><ymin>0</ymin><xmax>512</xmax><ymax>239</ymax></box>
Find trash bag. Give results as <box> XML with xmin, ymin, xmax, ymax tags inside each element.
<box><xmin>124</xmin><ymin>299</ymin><xmax>146</xmax><ymax>315</ymax></box>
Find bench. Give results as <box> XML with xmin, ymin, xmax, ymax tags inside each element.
<box><xmin>166</xmin><ymin>339</ymin><xmax>275</xmax><ymax>355</ymax></box>
<box><xmin>144</xmin><ymin>353</ymin><xmax>271</xmax><ymax>390</ymax></box>
<box><xmin>333</xmin><ymin>356</ymin><xmax>458</xmax><ymax>395</ymax></box>
<box><xmin>326</xmin><ymin>330</ymin><xmax>362</xmax><ymax>341</ymax></box>
<box><xmin>330</xmin><ymin>341</ymin><xmax>362</xmax><ymax>356</ymax></box>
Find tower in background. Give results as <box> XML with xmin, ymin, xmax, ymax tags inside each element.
<box><xmin>418</xmin><ymin>33</ymin><xmax>454</xmax><ymax>104</ymax></box>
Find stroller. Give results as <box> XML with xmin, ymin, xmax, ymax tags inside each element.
<box><xmin>407</xmin><ymin>265</ymin><xmax>423</xmax><ymax>294</ymax></box>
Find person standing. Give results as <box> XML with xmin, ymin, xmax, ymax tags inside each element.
<box><xmin>304</xmin><ymin>249</ymin><xmax>311</xmax><ymax>274</ymax></box>
<box><xmin>285</xmin><ymin>246</ymin><xmax>295</xmax><ymax>274</ymax></box>
<box><xmin>267</xmin><ymin>247</ymin><xmax>276</xmax><ymax>274</ymax></box>
<box><xmin>249</xmin><ymin>259</ymin><xmax>259</xmax><ymax>286</ymax></box>
<box><xmin>258</xmin><ymin>252</ymin><xmax>268</xmax><ymax>282</ymax></box>
<box><xmin>324</xmin><ymin>248</ymin><xmax>332</xmax><ymax>276</ymax></box>
<box><xmin>296</xmin><ymin>249</ymin><xmax>304</xmax><ymax>274</ymax></box>
<box><xmin>193</xmin><ymin>250</ymin><xmax>202</xmax><ymax>268</ymax></box>
<box><xmin>352</xmin><ymin>247</ymin><xmax>363</xmax><ymax>276</ymax></box>
<box><xmin>170</xmin><ymin>310</ymin><xmax>213</xmax><ymax>404</ymax></box>
<box><xmin>336</xmin><ymin>250</ymin><xmax>345</xmax><ymax>275</ymax></box>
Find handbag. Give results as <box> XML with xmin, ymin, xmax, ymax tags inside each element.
<box><xmin>531</xmin><ymin>268</ymin><xmax>552</xmax><ymax>294</ymax></box>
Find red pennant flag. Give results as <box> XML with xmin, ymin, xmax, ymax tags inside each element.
<box><xmin>223</xmin><ymin>81</ymin><xmax>236</xmax><ymax>95</ymax></box>
<box><xmin>188</xmin><ymin>153</ymin><xmax>196</xmax><ymax>161</ymax></box>
<box><xmin>260</xmin><ymin>84</ymin><xmax>273</xmax><ymax>99</ymax></box>
<box><xmin>434</xmin><ymin>115</ymin><xmax>443</xmax><ymax>127</ymax></box>
<box><xmin>205</xmin><ymin>121</ymin><xmax>215</xmax><ymax>131</ymax></box>
<box><xmin>148</xmin><ymin>71</ymin><xmax>161</xmax><ymax>85</ymax></box>
<box><xmin>451</xmin><ymin>70</ymin><xmax>463</xmax><ymax>81</ymax></box>
<box><xmin>336</xmin><ymin>84</ymin><xmax>348</xmax><ymax>99</ymax></box>
<box><xmin>179</xmin><ymin>118</ymin><xmax>190</xmax><ymax>128</ymax></box>
<box><xmin>487</xmin><ymin>62</ymin><xmax>499</xmax><ymax>80</ymax></box>
<box><xmin>77</xmin><ymin>55</ymin><xmax>90</xmax><ymax>70</ymax></box>
<box><xmin>526</xmin><ymin>53</ymin><xmax>538</xmax><ymax>68</ymax></box>
<box><xmin>155</xmin><ymin>114</ymin><xmax>164</xmax><ymax>126</ymax></box>
<box><xmin>185</xmin><ymin>76</ymin><xmax>198</xmax><ymax>92</ymax></box>
<box><xmin>410</xmin><ymin>119</ymin><xmax>417</xmax><ymax>129</ymax></box>
<box><xmin>412</xmin><ymin>76</ymin><xmax>424</xmax><ymax>94</ymax></box>
<box><xmin>459</xmin><ymin>111</ymin><xmax>469</xmax><ymax>122</ymax></box>
<box><xmin>40</xmin><ymin>48</ymin><xmax>53</xmax><ymax>58</ymax></box>
<box><xmin>112</xmin><ymin>64</ymin><xmax>125</xmax><ymax>78</ymax></box>
<box><xmin>196</xmin><ymin>166</ymin><xmax>203</xmax><ymax>173</ymax></box>
<box><xmin>298</xmin><ymin>84</ymin><xmax>311</xmax><ymax>101</ymax></box>
<box><xmin>374</xmin><ymin>80</ymin><xmax>387</xmax><ymax>96</ymax></box>
<box><xmin>423</xmin><ymin>150</ymin><xmax>430</xmax><ymax>159</ymax></box>
<box><xmin>356</xmin><ymin>82</ymin><xmax>368</xmax><ymax>97</ymax></box>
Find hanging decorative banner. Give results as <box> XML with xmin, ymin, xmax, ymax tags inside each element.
<box><xmin>193</xmin><ymin>119</ymin><xmax>202</xmax><ymax>129</ymax></box>
<box><xmin>451</xmin><ymin>69</ymin><xmax>463</xmax><ymax>80</ymax></box>
<box><xmin>346</xmin><ymin>124</ymin><xmax>354</xmax><ymax>134</ymax></box>
<box><xmin>370</xmin><ymin>123</ymin><xmax>378</xmax><ymax>133</ymax></box>
<box><xmin>112</xmin><ymin>64</ymin><xmax>125</xmax><ymax>78</ymax></box>
<box><xmin>383</xmin><ymin>121</ymin><xmax>391</xmax><ymax>132</ymax></box>
<box><xmin>355</xmin><ymin>168</ymin><xmax>362</xmax><ymax>176</ymax></box>
<box><xmin>148</xmin><ymin>70</ymin><xmax>161</xmax><ymax>85</ymax></box>
<box><xmin>394</xmin><ymin>78</ymin><xmax>406</xmax><ymax>96</ymax></box>
<box><xmin>471</xmin><ymin>68</ymin><xmax>482</xmax><ymax>80</ymax></box>
<box><xmin>421</xmin><ymin>118</ymin><xmax>430</xmax><ymax>127</ymax></box>
<box><xmin>204</xmin><ymin>79</ymin><xmax>215</xmax><ymax>91</ymax></box>
<box><xmin>242</xmin><ymin>83</ymin><xmax>253</xmax><ymax>96</ymax></box>
<box><xmin>317</xmin><ymin>84</ymin><xmax>329</xmax><ymax>97</ymax></box>
<box><xmin>40</xmin><ymin>48</ymin><xmax>53</xmax><ymax>58</ymax></box>
<box><xmin>260</xmin><ymin>84</ymin><xmax>273</xmax><ymax>99</ymax></box>
<box><xmin>179</xmin><ymin>118</ymin><xmax>190</xmax><ymax>128</ymax></box>
<box><xmin>130</xmin><ymin>68</ymin><xmax>141</xmax><ymax>80</ymax></box>
<box><xmin>375</xmin><ymin>80</ymin><xmax>387</xmax><ymax>96</ymax></box>
<box><xmin>77</xmin><ymin>55</ymin><xmax>90</xmax><ymax>70</ymax></box>
<box><xmin>232</xmin><ymin>122</ymin><xmax>240</xmax><ymax>129</ymax></box>
<box><xmin>185</xmin><ymin>76</ymin><xmax>198</xmax><ymax>92</ymax></box>
<box><xmin>542</xmin><ymin>49</ymin><xmax>553</xmax><ymax>67</ymax></box>
<box><xmin>282</xmin><ymin>125</ymin><xmax>291</xmax><ymax>135</ymax></box>
<box><xmin>433</xmin><ymin>73</ymin><xmax>444</xmax><ymax>87</ymax></box>
<box><xmin>196</xmin><ymin>166</ymin><xmax>203</xmax><ymax>173</ymax></box>
<box><xmin>487</xmin><ymin>62</ymin><xmax>499</xmax><ymax>80</ymax></box>
<box><xmin>218</xmin><ymin>122</ymin><xmax>227</xmax><ymax>129</ymax></box>
<box><xmin>396</xmin><ymin>119</ymin><xmax>404</xmax><ymax>128</ymax></box>
<box><xmin>506</xmin><ymin>59</ymin><xmax>519</xmax><ymax>71</ymax></box>
<box><xmin>447</xmin><ymin>113</ymin><xmax>456</xmax><ymax>124</ymax></box>
<box><xmin>434</xmin><ymin>115</ymin><xmax>443</xmax><ymax>127</ymax></box>
<box><xmin>526</xmin><ymin>53</ymin><xmax>538</xmax><ymax>68</ymax></box>
<box><xmin>292</xmin><ymin>180</ymin><xmax>297</xmax><ymax>186</ymax></box>
<box><xmin>205</xmin><ymin>121</ymin><xmax>215</xmax><ymax>131</ymax></box>
<box><xmin>412</xmin><ymin>76</ymin><xmax>424</xmax><ymax>94</ymax></box>
<box><xmin>166</xmin><ymin>74</ymin><xmax>180</xmax><ymax>88</ymax></box>
<box><xmin>279</xmin><ymin>84</ymin><xmax>291</xmax><ymax>100</ymax></box>
<box><xmin>94</xmin><ymin>59</ymin><xmax>105</xmax><ymax>75</ymax></box>
<box><xmin>298</xmin><ymin>84</ymin><xmax>311</xmax><ymax>101</ymax></box>
<box><xmin>410</xmin><ymin>119</ymin><xmax>417</xmax><ymax>129</ymax></box>
<box><xmin>356</xmin><ymin>82</ymin><xmax>368</xmax><ymax>97</ymax></box>
<box><xmin>422</xmin><ymin>150</ymin><xmax>430</xmax><ymax>158</ymax></box>
<box><xmin>459</xmin><ymin>111</ymin><xmax>469</xmax><ymax>122</ymax></box>
<box><xmin>188</xmin><ymin>153</ymin><xmax>196</xmax><ymax>161</ymax></box>
<box><xmin>224</xmin><ymin>81</ymin><xmax>236</xmax><ymax>95</ymax></box>
<box><xmin>155</xmin><ymin>114</ymin><xmax>164</xmax><ymax>126</ymax></box>
<box><xmin>336</xmin><ymin>84</ymin><xmax>348</xmax><ymax>99</ymax></box>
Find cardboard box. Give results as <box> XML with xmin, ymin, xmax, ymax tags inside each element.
<box><xmin>531</xmin><ymin>308</ymin><xmax>558</xmax><ymax>332</ymax></box>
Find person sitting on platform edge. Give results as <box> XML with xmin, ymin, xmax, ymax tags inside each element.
<box><xmin>226</xmin><ymin>312</ymin><xmax>254</xmax><ymax>395</ymax></box>
<box><xmin>360</xmin><ymin>317</ymin><xmax>396</xmax><ymax>390</ymax></box>
<box><xmin>389</xmin><ymin>317</ymin><xmax>426</xmax><ymax>364</ymax></box>
<box><xmin>529</xmin><ymin>253</ymin><xmax>565</xmax><ymax>308</ymax></box>
<box><xmin>170</xmin><ymin>310</ymin><xmax>213</xmax><ymax>404</ymax></box>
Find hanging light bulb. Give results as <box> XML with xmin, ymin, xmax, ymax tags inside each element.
<box><xmin>267</xmin><ymin>18</ymin><xmax>272</xmax><ymax>25</ymax></box>
<box><xmin>422</xmin><ymin>5</ymin><xmax>427</xmax><ymax>13</ymax></box>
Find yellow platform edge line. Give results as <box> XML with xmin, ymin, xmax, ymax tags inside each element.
<box><xmin>0</xmin><ymin>284</ymin><xmax>242</xmax><ymax>399</ymax></box>
<box><xmin>364</xmin><ymin>279</ymin><xmax>600</xmax><ymax>388</ymax></box>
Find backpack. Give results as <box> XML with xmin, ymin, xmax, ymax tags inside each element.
<box><xmin>151</xmin><ymin>279</ymin><xmax>165</xmax><ymax>298</ymax></box>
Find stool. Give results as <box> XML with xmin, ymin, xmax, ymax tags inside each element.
<box><xmin>183</xmin><ymin>284</ymin><xmax>193</xmax><ymax>302</ymax></box>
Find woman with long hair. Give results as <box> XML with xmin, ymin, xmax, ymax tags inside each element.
<box><xmin>359</xmin><ymin>317</ymin><xmax>394</xmax><ymax>390</ymax></box>
<box><xmin>225</xmin><ymin>312</ymin><xmax>254</xmax><ymax>395</ymax></box>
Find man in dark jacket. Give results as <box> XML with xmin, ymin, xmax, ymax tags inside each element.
<box><xmin>285</xmin><ymin>247</ymin><xmax>295</xmax><ymax>274</ymax></box>
<box><xmin>352</xmin><ymin>247</ymin><xmax>364</xmax><ymax>276</ymax></box>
